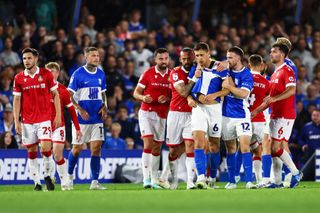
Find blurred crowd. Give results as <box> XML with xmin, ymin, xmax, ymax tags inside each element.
<box><xmin>0</xmin><ymin>0</ymin><xmax>319</xmax><ymax>169</ymax></box>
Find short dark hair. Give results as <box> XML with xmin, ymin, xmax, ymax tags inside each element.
<box><xmin>227</xmin><ymin>46</ymin><xmax>244</xmax><ymax>59</ymax></box>
<box><xmin>22</xmin><ymin>48</ymin><xmax>39</xmax><ymax>57</ymax></box>
<box><xmin>193</xmin><ymin>42</ymin><xmax>210</xmax><ymax>52</ymax></box>
<box><xmin>154</xmin><ymin>48</ymin><xmax>168</xmax><ymax>57</ymax></box>
<box><xmin>272</xmin><ymin>43</ymin><xmax>289</xmax><ymax>57</ymax></box>
<box><xmin>248</xmin><ymin>54</ymin><xmax>263</xmax><ymax>67</ymax></box>
<box><xmin>84</xmin><ymin>46</ymin><xmax>98</xmax><ymax>54</ymax></box>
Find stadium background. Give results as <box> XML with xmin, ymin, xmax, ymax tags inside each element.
<box><xmin>0</xmin><ymin>0</ymin><xmax>319</xmax><ymax>182</ymax></box>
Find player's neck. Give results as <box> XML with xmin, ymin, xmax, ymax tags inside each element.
<box><xmin>27</xmin><ymin>66</ymin><xmax>37</xmax><ymax>75</ymax></box>
<box><xmin>275</xmin><ymin>60</ymin><xmax>285</xmax><ymax>69</ymax></box>
<box><xmin>204</xmin><ymin>60</ymin><xmax>211</xmax><ymax>68</ymax></box>
<box><xmin>156</xmin><ymin>65</ymin><xmax>167</xmax><ymax>73</ymax></box>
<box><xmin>85</xmin><ymin>64</ymin><xmax>97</xmax><ymax>72</ymax></box>
<box><xmin>233</xmin><ymin>63</ymin><xmax>244</xmax><ymax>71</ymax></box>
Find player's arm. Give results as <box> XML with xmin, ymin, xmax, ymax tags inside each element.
<box><xmin>13</xmin><ymin>95</ymin><xmax>21</xmax><ymax>135</ymax></box>
<box><xmin>52</xmin><ymin>89</ymin><xmax>62</xmax><ymax>129</ymax></box>
<box><xmin>251</xmin><ymin>102</ymin><xmax>269</xmax><ymax>118</ymax></box>
<box><xmin>203</xmin><ymin>88</ymin><xmax>230</xmax><ymax>104</ymax></box>
<box><xmin>264</xmin><ymin>86</ymin><xmax>295</xmax><ymax>105</ymax></box>
<box><xmin>133</xmin><ymin>85</ymin><xmax>152</xmax><ymax>103</ymax></box>
<box><xmin>175</xmin><ymin>80</ymin><xmax>196</xmax><ymax>98</ymax></box>
<box><xmin>99</xmin><ymin>91</ymin><xmax>108</xmax><ymax>120</ymax></box>
<box><xmin>222</xmin><ymin>76</ymin><xmax>249</xmax><ymax>99</ymax></box>
<box><xmin>69</xmin><ymin>90</ymin><xmax>89</xmax><ymax>120</ymax></box>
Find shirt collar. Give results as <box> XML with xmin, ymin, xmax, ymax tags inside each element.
<box><xmin>24</xmin><ymin>67</ymin><xmax>40</xmax><ymax>78</ymax></box>
<box><xmin>155</xmin><ymin>66</ymin><xmax>168</xmax><ymax>77</ymax></box>
<box><xmin>251</xmin><ymin>71</ymin><xmax>261</xmax><ymax>75</ymax></box>
<box><xmin>274</xmin><ymin>63</ymin><xmax>286</xmax><ymax>73</ymax></box>
<box><xmin>181</xmin><ymin>66</ymin><xmax>189</xmax><ymax>74</ymax></box>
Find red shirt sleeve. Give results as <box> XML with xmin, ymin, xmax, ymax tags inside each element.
<box><xmin>284</xmin><ymin>67</ymin><xmax>296</xmax><ymax>88</ymax></box>
<box><xmin>137</xmin><ymin>71</ymin><xmax>148</xmax><ymax>89</ymax></box>
<box><xmin>13</xmin><ymin>75</ymin><xmax>22</xmax><ymax>96</ymax></box>
<box><xmin>45</xmin><ymin>69</ymin><xmax>58</xmax><ymax>92</ymax></box>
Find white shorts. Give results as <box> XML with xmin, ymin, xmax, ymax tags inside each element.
<box><xmin>191</xmin><ymin>103</ymin><xmax>222</xmax><ymax>138</ymax></box>
<box><xmin>72</xmin><ymin>123</ymin><xmax>104</xmax><ymax>144</ymax></box>
<box><xmin>166</xmin><ymin>111</ymin><xmax>192</xmax><ymax>146</ymax></box>
<box><xmin>251</xmin><ymin>122</ymin><xmax>265</xmax><ymax>150</ymax></box>
<box><xmin>52</xmin><ymin>126</ymin><xmax>66</xmax><ymax>144</ymax></box>
<box><xmin>263</xmin><ymin>109</ymin><xmax>270</xmax><ymax>135</ymax></box>
<box><xmin>222</xmin><ymin>116</ymin><xmax>252</xmax><ymax>141</ymax></box>
<box><xmin>138</xmin><ymin>110</ymin><xmax>166</xmax><ymax>142</ymax></box>
<box><xmin>21</xmin><ymin>120</ymin><xmax>52</xmax><ymax>148</ymax></box>
<box><xmin>269</xmin><ymin>118</ymin><xmax>295</xmax><ymax>142</ymax></box>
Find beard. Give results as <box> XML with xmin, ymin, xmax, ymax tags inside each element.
<box><xmin>158</xmin><ymin>63</ymin><xmax>168</xmax><ymax>70</ymax></box>
<box><xmin>183</xmin><ymin>63</ymin><xmax>192</xmax><ymax>71</ymax></box>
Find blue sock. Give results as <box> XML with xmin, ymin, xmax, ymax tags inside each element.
<box><xmin>90</xmin><ymin>156</ymin><xmax>101</xmax><ymax>180</ymax></box>
<box><xmin>282</xmin><ymin>154</ymin><xmax>292</xmax><ymax>178</ymax></box>
<box><xmin>194</xmin><ymin>149</ymin><xmax>206</xmax><ymax>176</ymax></box>
<box><xmin>262</xmin><ymin>154</ymin><xmax>272</xmax><ymax>178</ymax></box>
<box><xmin>208</xmin><ymin>152</ymin><xmax>220</xmax><ymax>178</ymax></box>
<box><xmin>242</xmin><ymin>152</ymin><xmax>253</xmax><ymax>182</ymax></box>
<box><xmin>227</xmin><ymin>153</ymin><xmax>236</xmax><ymax>183</ymax></box>
<box><xmin>68</xmin><ymin>152</ymin><xmax>79</xmax><ymax>175</ymax></box>
<box><xmin>235</xmin><ymin>150</ymin><xmax>242</xmax><ymax>176</ymax></box>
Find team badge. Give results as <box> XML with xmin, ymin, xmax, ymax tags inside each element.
<box><xmin>38</xmin><ymin>75</ymin><xmax>43</xmax><ymax>82</ymax></box>
<box><xmin>172</xmin><ymin>73</ymin><xmax>178</xmax><ymax>81</ymax></box>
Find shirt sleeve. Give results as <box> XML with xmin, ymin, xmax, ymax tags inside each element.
<box><xmin>13</xmin><ymin>76</ymin><xmax>21</xmax><ymax>96</ymax></box>
<box><xmin>188</xmin><ymin>66</ymin><xmax>196</xmax><ymax>80</ymax></box>
<box><xmin>284</xmin><ymin>68</ymin><xmax>296</xmax><ymax>88</ymax></box>
<box><xmin>68</xmin><ymin>72</ymin><xmax>79</xmax><ymax>93</ymax></box>
<box><xmin>171</xmin><ymin>70</ymin><xmax>185</xmax><ymax>88</ymax></box>
<box><xmin>219</xmin><ymin>69</ymin><xmax>229</xmax><ymax>80</ymax></box>
<box><xmin>61</xmin><ymin>87</ymin><xmax>73</xmax><ymax>108</ymax></box>
<box><xmin>137</xmin><ymin>71</ymin><xmax>148</xmax><ymax>89</ymax></box>
<box><xmin>240</xmin><ymin>71</ymin><xmax>254</xmax><ymax>92</ymax></box>
<box><xmin>46</xmin><ymin>71</ymin><xmax>58</xmax><ymax>92</ymax></box>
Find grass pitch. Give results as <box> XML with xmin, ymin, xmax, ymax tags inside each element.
<box><xmin>0</xmin><ymin>182</ymin><xmax>319</xmax><ymax>213</ymax></box>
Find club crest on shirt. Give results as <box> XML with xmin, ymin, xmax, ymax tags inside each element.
<box><xmin>172</xmin><ymin>73</ymin><xmax>178</xmax><ymax>81</ymax></box>
<box><xmin>98</xmin><ymin>79</ymin><xmax>102</xmax><ymax>85</ymax></box>
<box><xmin>38</xmin><ymin>75</ymin><xmax>43</xmax><ymax>82</ymax></box>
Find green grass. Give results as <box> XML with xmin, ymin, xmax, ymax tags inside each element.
<box><xmin>0</xmin><ymin>182</ymin><xmax>319</xmax><ymax>213</ymax></box>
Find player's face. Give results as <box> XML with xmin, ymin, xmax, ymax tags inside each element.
<box><xmin>86</xmin><ymin>50</ymin><xmax>100</xmax><ymax>66</ymax></box>
<box><xmin>270</xmin><ymin>47</ymin><xmax>283</xmax><ymax>64</ymax></box>
<box><xmin>48</xmin><ymin>68</ymin><xmax>60</xmax><ymax>81</ymax></box>
<box><xmin>22</xmin><ymin>52</ymin><xmax>38</xmax><ymax>70</ymax></box>
<box><xmin>227</xmin><ymin>51</ymin><xmax>239</xmax><ymax>70</ymax></box>
<box><xmin>311</xmin><ymin>110</ymin><xmax>320</xmax><ymax>124</ymax></box>
<box><xmin>180</xmin><ymin>51</ymin><xmax>194</xmax><ymax>71</ymax></box>
<box><xmin>155</xmin><ymin>52</ymin><xmax>169</xmax><ymax>70</ymax></box>
<box><xmin>194</xmin><ymin>50</ymin><xmax>210</xmax><ymax>66</ymax></box>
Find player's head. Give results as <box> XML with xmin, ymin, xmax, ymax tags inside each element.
<box><xmin>22</xmin><ymin>48</ymin><xmax>39</xmax><ymax>70</ymax></box>
<box><xmin>180</xmin><ymin>47</ymin><xmax>194</xmax><ymax>71</ymax></box>
<box><xmin>154</xmin><ymin>48</ymin><xmax>169</xmax><ymax>71</ymax></box>
<box><xmin>311</xmin><ymin>108</ymin><xmax>320</xmax><ymax>124</ymax></box>
<box><xmin>45</xmin><ymin>62</ymin><xmax>60</xmax><ymax>81</ymax></box>
<box><xmin>270</xmin><ymin>43</ymin><xmax>289</xmax><ymax>64</ymax></box>
<box><xmin>248</xmin><ymin>54</ymin><xmax>264</xmax><ymax>73</ymax></box>
<box><xmin>84</xmin><ymin>46</ymin><xmax>100</xmax><ymax>67</ymax></box>
<box><xmin>193</xmin><ymin>42</ymin><xmax>210</xmax><ymax>66</ymax></box>
<box><xmin>276</xmin><ymin>37</ymin><xmax>292</xmax><ymax>51</ymax></box>
<box><xmin>227</xmin><ymin>46</ymin><xmax>244</xmax><ymax>70</ymax></box>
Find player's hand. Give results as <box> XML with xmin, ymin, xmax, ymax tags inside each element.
<box><xmin>76</xmin><ymin>130</ymin><xmax>83</xmax><ymax>142</ymax></box>
<box><xmin>216</xmin><ymin>60</ymin><xmax>229</xmax><ymax>71</ymax></box>
<box><xmin>99</xmin><ymin>105</ymin><xmax>108</xmax><ymax>120</ymax></box>
<box><xmin>0</xmin><ymin>95</ymin><xmax>9</xmax><ymax>104</ymax></box>
<box><xmin>195</xmin><ymin>64</ymin><xmax>203</xmax><ymax>78</ymax></box>
<box><xmin>187</xmin><ymin>96</ymin><xmax>197</xmax><ymax>108</ymax></box>
<box><xmin>158</xmin><ymin>95</ymin><xmax>168</xmax><ymax>104</ymax></box>
<box><xmin>197</xmin><ymin>94</ymin><xmax>206</xmax><ymax>104</ymax></box>
<box><xmin>15</xmin><ymin>121</ymin><xmax>22</xmax><ymax>135</ymax></box>
<box><xmin>78</xmin><ymin>107</ymin><xmax>89</xmax><ymax>120</ymax></box>
<box><xmin>53</xmin><ymin>115</ymin><xmax>62</xmax><ymax>129</ymax></box>
<box><xmin>142</xmin><ymin>94</ymin><xmax>153</xmax><ymax>103</ymax></box>
<box><xmin>204</xmin><ymin>93</ymin><xmax>218</xmax><ymax>104</ymax></box>
<box><xmin>251</xmin><ymin>110</ymin><xmax>258</xmax><ymax>118</ymax></box>
<box><xmin>264</xmin><ymin>96</ymin><xmax>276</xmax><ymax>105</ymax></box>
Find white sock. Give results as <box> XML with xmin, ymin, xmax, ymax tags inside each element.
<box><xmin>159</xmin><ymin>159</ymin><xmax>170</xmax><ymax>181</ymax></box>
<box><xmin>56</xmin><ymin>160</ymin><xmax>67</xmax><ymax>184</ymax></box>
<box><xmin>169</xmin><ymin>158</ymin><xmax>178</xmax><ymax>183</ymax></box>
<box><xmin>186</xmin><ymin>157</ymin><xmax>195</xmax><ymax>183</ymax></box>
<box><xmin>28</xmin><ymin>159</ymin><xmax>41</xmax><ymax>185</ymax></box>
<box><xmin>272</xmin><ymin>157</ymin><xmax>283</xmax><ymax>185</ymax></box>
<box><xmin>279</xmin><ymin>150</ymin><xmax>299</xmax><ymax>175</ymax></box>
<box><xmin>50</xmin><ymin>156</ymin><xmax>56</xmax><ymax>180</ymax></box>
<box><xmin>253</xmin><ymin>159</ymin><xmax>262</xmax><ymax>183</ymax></box>
<box><xmin>151</xmin><ymin>154</ymin><xmax>160</xmax><ymax>184</ymax></box>
<box><xmin>142</xmin><ymin>152</ymin><xmax>152</xmax><ymax>182</ymax></box>
<box><xmin>43</xmin><ymin>155</ymin><xmax>52</xmax><ymax>178</ymax></box>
